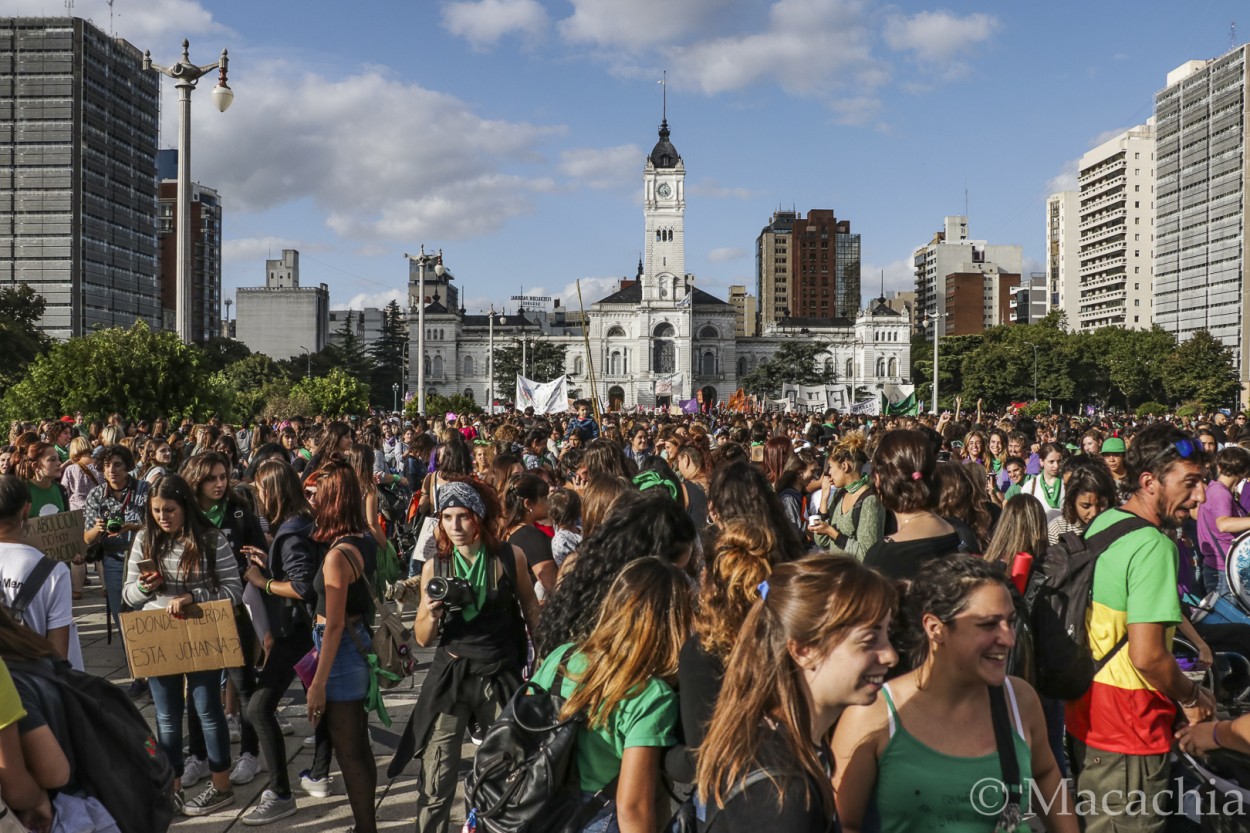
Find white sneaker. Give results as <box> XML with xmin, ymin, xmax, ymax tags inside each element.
<box><xmin>275</xmin><ymin>712</ymin><xmax>294</xmax><ymax>736</ymax></box>
<box><xmin>229</xmin><ymin>752</ymin><xmax>265</xmax><ymax>785</ymax></box>
<box><xmin>242</xmin><ymin>789</ymin><xmax>297</xmax><ymax>826</ymax></box>
<box><xmin>227</xmin><ymin>714</ymin><xmax>242</xmax><ymax>743</ymax></box>
<box><xmin>302</xmin><ymin>734</ymin><xmax>316</xmax><ymax>747</ymax></box>
<box><xmin>298</xmin><ymin>769</ymin><xmax>333</xmax><ymax>798</ymax></box>
<box><xmin>182</xmin><ymin>755</ymin><xmax>210</xmax><ymax>788</ymax></box>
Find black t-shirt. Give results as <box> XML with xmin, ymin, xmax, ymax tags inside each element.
<box><xmin>700</xmin><ymin>721</ymin><xmax>839</xmax><ymax>833</ymax></box>
<box><xmin>862</xmin><ymin>532</ymin><xmax>963</xmax><ymax>581</ymax></box>
<box><xmin>678</xmin><ymin>635</ymin><xmax>724</xmax><ymax>755</ymax></box>
<box><xmin>508</xmin><ymin>525</ymin><xmax>553</xmax><ymax>574</ymax></box>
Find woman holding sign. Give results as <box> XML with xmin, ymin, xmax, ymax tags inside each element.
<box><xmin>121</xmin><ymin>474</ymin><xmax>242</xmax><ymax>818</ymax></box>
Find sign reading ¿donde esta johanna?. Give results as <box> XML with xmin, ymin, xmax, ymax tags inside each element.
<box><xmin>120</xmin><ymin>599</ymin><xmax>243</xmax><ymax>677</ymax></box>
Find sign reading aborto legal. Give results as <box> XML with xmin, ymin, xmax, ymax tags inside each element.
<box><xmin>21</xmin><ymin>510</ymin><xmax>87</xmax><ymax>563</ymax></box>
<box><xmin>119</xmin><ymin>599</ymin><xmax>243</xmax><ymax>678</ymax></box>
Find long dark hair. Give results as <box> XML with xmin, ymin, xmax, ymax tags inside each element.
<box><xmin>144</xmin><ymin>474</ymin><xmax>220</xmax><ymax>590</ymax></box>
<box><xmin>500</xmin><ymin>472</ymin><xmax>550</xmax><ymax>533</ymax></box>
<box><xmin>708</xmin><ymin>460</ymin><xmax>805</xmax><ymax>562</ymax></box>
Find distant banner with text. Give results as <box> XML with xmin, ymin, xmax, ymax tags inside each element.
<box><xmin>851</xmin><ymin>398</ymin><xmax>881</xmax><ymax>416</ymax></box>
<box><xmin>516</xmin><ymin>375</ymin><xmax>569</xmax><ymax>415</ymax></box>
<box><xmin>654</xmin><ymin>373</ymin><xmax>684</xmax><ymax>398</ymax></box>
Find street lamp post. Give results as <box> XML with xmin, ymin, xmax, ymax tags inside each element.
<box><xmin>924</xmin><ymin>312</ymin><xmax>948</xmax><ymax>414</ymax></box>
<box><xmin>144</xmin><ymin>40</ymin><xmax>234</xmax><ymax>344</ymax></box>
<box><xmin>403</xmin><ymin>247</ymin><xmax>446</xmax><ymax>417</ymax></box>
<box><xmin>488</xmin><ymin>307</ymin><xmax>504</xmax><ymax>413</ymax></box>
<box><xmin>1023</xmin><ymin>341</ymin><xmax>1039</xmax><ymax>402</ymax></box>
<box><xmin>299</xmin><ymin>345</ymin><xmax>311</xmax><ymax>379</ymax></box>
<box><xmin>392</xmin><ymin>382</ymin><xmax>400</xmax><ymax>414</ymax></box>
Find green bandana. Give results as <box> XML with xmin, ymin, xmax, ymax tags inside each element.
<box><xmin>453</xmin><ymin>545</ymin><xmax>489</xmax><ymax>622</ymax></box>
<box><xmin>845</xmin><ymin>474</ymin><xmax>870</xmax><ymax>494</ymax></box>
<box><xmin>204</xmin><ymin>501</ymin><xmax>227</xmax><ymax>528</ymax></box>
<box><xmin>1037</xmin><ymin>475</ymin><xmax>1062</xmax><ymax>509</ymax></box>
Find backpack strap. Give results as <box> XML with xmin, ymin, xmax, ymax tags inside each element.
<box><xmin>1081</xmin><ymin>513</ymin><xmax>1153</xmax><ymax>674</ymax></box>
<box><xmin>988</xmin><ymin>684</ymin><xmax>1023</xmax><ymax>828</ymax></box>
<box><xmin>11</xmin><ymin>558</ymin><xmax>57</xmax><ymax>624</ymax></box>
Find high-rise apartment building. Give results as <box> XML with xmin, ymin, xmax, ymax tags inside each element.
<box><xmin>1009</xmin><ymin>273</ymin><xmax>1049</xmax><ymax>324</ymax></box>
<box><xmin>157</xmin><ymin>150</ymin><xmax>221</xmax><ymax>342</ymax></box>
<box><xmin>755</xmin><ymin>209</ymin><xmax>794</xmax><ymax>331</ymax></box>
<box><xmin>727</xmin><ymin>285</ymin><xmax>757</xmax><ymax>337</ymax></box>
<box><xmin>1154</xmin><ymin>46</ymin><xmax>1250</xmax><ymax>395</ymax></box>
<box><xmin>1045</xmin><ymin>191</ymin><xmax>1080</xmax><ymax>327</ymax></box>
<box><xmin>1075</xmin><ymin>123</ymin><xmax>1155</xmax><ymax>331</ymax></box>
<box><xmin>944</xmin><ymin>268</ymin><xmax>1020</xmax><ymax>336</ymax></box>
<box><xmin>0</xmin><ymin>17</ymin><xmax>162</xmax><ymax>339</ymax></box>
<box><xmin>913</xmin><ymin>216</ymin><xmax>1022</xmax><ymax>336</ymax></box>
<box><xmin>791</xmin><ymin>210</ymin><xmax>860</xmax><ymax>321</ymax></box>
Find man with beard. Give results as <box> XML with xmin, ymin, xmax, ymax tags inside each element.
<box><xmin>1066</xmin><ymin>422</ymin><xmax>1215</xmax><ymax>833</ymax></box>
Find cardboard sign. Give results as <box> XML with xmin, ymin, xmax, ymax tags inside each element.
<box><xmin>21</xmin><ymin>510</ymin><xmax>86</xmax><ymax>563</ymax></box>
<box><xmin>120</xmin><ymin>599</ymin><xmax>243</xmax><ymax>677</ymax></box>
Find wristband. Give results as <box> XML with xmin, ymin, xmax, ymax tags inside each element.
<box><xmin>265</xmin><ymin>579</ymin><xmax>274</xmax><ymax>595</ymax></box>
<box><xmin>1179</xmin><ymin>680</ymin><xmax>1202</xmax><ymax>709</ymax></box>
<box><xmin>1214</xmin><ymin>721</ymin><xmax>1225</xmax><ymax>749</ymax></box>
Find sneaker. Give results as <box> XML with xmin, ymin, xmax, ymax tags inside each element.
<box><xmin>126</xmin><ymin>679</ymin><xmax>149</xmax><ymax>702</ymax></box>
<box><xmin>182</xmin><ymin>783</ymin><xmax>235</xmax><ymax>817</ymax></box>
<box><xmin>173</xmin><ymin>789</ymin><xmax>185</xmax><ymax>815</ymax></box>
<box><xmin>298</xmin><ymin>769</ymin><xmax>333</xmax><ymax>798</ymax></box>
<box><xmin>242</xmin><ymin>790</ymin><xmax>297</xmax><ymax>826</ymax></box>
<box><xmin>302</xmin><ymin>734</ymin><xmax>316</xmax><ymax>747</ymax></box>
<box><xmin>228</xmin><ymin>714</ymin><xmax>242</xmax><ymax>743</ymax></box>
<box><xmin>230</xmin><ymin>752</ymin><xmax>264</xmax><ymax>785</ymax></box>
<box><xmin>275</xmin><ymin>712</ymin><xmax>294</xmax><ymax>736</ymax></box>
<box><xmin>181</xmin><ymin>755</ymin><xmax>210</xmax><ymax>788</ymax></box>
<box><xmin>469</xmin><ymin>720</ymin><xmax>484</xmax><ymax>746</ymax></box>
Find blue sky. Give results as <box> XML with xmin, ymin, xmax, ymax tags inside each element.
<box><xmin>12</xmin><ymin>0</ymin><xmax>1249</xmax><ymax>317</ymax></box>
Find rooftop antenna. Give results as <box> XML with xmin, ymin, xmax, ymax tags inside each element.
<box><xmin>64</xmin><ymin>0</ymin><xmax>73</xmax><ymax>15</ymax></box>
<box><xmin>107</xmin><ymin>0</ymin><xmax>115</xmax><ymax>35</ymax></box>
<box><xmin>880</xmin><ymin>270</ymin><xmax>885</xmax><ymax>299</ymax></box>
<box><xmin>1232</xmin><ymin>22</ymin><xmax>1238</xmax><ymax>52</ymax></box>
<box><xmin>658</xmin><ymin>70</ymin><xmax>667</xmax><ymax>124</ymax></box>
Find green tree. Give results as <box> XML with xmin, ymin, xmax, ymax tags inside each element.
<box><xmin>369</xmin><ymin>300</ymin><xmax>407</xmax><ymax>407</ymax></box>
<box><xmin>492</xmin><ymin>337</ymin><xmax>566</xmax><ymax>400</ymax></box>
<box><xmin>0</xmin><ymin>283</ymin><xmax>51</xmax><ymax>394</ymax></box>
<box><xmin>290</xmin><ymin>368</ymin><xmax>370</xmax><ymax>417</ymax></box>
<box><xmin>406</xmin><ymin>391</ymin><xmax>481</xmax><ymax>422</ymax></box>
<box><xmin>741</xmin><ymin>340</ymin><xmax>834</xmax><ymax>399</ymax></box>
<box><xmin>1</xmin><ymin>320</ymin><xmax>225</xmax><ymax>422</ymax></box>
<box><xmin>913</xmin><ymin>333</ymin><xmax>981</xmax><ymax>410</ymax></box>
<box><xmin>216</xmin><ymin>354</ymin><xmax>292</xmax><ymax>420</ymax></box>
<box><xmin>199</xmin><ymin>336</ymin><xmax>253</xmax><ymax>374</ymax></box>
<box><xmin>334</xmin><ymin>311</ymin><xmax>375</xmax><ymax>387</ymax></box>
<box><xmin>1161</xmin><ymin>329</ymin><xmax>1241</xmax><ymax>409</ymax></box>
<box><xmin>1079</xmin><ymin>326</ymin><xmax>1173</xmax><ymax>409</ymax></box>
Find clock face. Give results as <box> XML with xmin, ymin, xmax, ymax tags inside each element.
<box><xmin>657</xmin><ymin>183</ymin><xmax>672</xmax><ymax>198</ymax></box>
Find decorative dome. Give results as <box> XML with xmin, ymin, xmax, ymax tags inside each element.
<box><xmin>649</xmin><ymin>119</ymin><xmax>680</xmax><ymax>168</ymax></box>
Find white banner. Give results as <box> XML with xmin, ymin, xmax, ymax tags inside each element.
<box><xmin>654</xmin><ymin>373</ymin><xmax>684</xmax><ymax>398</ymax></box>
<box><xmin>516</xmin><ymin>375</ymin><xmax>569</xmax><ymax>415</ymax></box>
<box><xmin>850</xmin><ymin>398</ymin><xmax>881</xmax><ymax>416</ymax></box>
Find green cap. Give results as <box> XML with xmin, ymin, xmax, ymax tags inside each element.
<box><xmin>1100</xmin><ymin>437</ymin><xmax>1126</xmax><ymax>454</ymax></box>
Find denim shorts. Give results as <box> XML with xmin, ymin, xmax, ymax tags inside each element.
<box><xmin>312</xmin><ymin>622</ymin><xmax>371</xmax><ymax>702</ymax></box>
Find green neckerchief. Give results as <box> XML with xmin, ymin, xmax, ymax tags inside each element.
<box><xmin>298</xmin><ymin>448</ymin><xmax>313</xmax><ymax>460</ymax></box>
<box><xmin>991</xmin><ymin>458</ymin><xmax>1003</xmax><ymax>474</ymax></box>
<box><xmin>54</xmin><ymin>445</ymin><xmax>69</xmax><ymax>462</ymax></box>
<box><xmin>844</xmin><ymin>474</ymin><xmax>870</xmax><ymax>494</ymax></box>
<box><xmin>1036</xmin><ymin>474</ymin><xmax>1062</xmax><ymax>509</ymax></box>
<box><xmin>204</xmin><ymin>501</ymin><xmax>227</xmax><ymax>528</ymax></box>
<box><xmin>453</xmin><ymin>544</ymin><xmax>489</xmax><ymax>622</ymax></box>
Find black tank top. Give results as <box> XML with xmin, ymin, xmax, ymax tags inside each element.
<box><xmin>314</xmin><ymin>535</ymin><xmax>377</xmax><ymax>618</ymax></box>
<box><xmin>437</xmin><ymin>543</ymin><xmax>526</xmax><ymax>667</ymax></box>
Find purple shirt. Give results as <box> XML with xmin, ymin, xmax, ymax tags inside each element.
<box><xmin>1197</xmin><ymin>479</ymin><xmax>1240</xmax><ymax>570</ymax></box>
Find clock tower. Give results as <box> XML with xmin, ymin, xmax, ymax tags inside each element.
<box><xmin>642</xmin><ymin>118</ymin><xmax>685</xmax><ymax>303</ymax></box>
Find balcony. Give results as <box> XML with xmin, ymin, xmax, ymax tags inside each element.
<box><xmin>1082</xmin><ymin>173</ymin><xmax>1126</xmax><ymax>199</ymax></box>
<box><xmin>1080</xmin><ymin>188</ymin><xmax>1126</xmax><ymax>216</ymax></box>
<box><xmin>1079</xmin><ymin>239</ymin><xmax>1124</xmax><ymax>261</ymax></box>
<box><xmin>1078</xmin><ymin>206</ymin><xmax>1126</xmax><ymax>232</ymax></box>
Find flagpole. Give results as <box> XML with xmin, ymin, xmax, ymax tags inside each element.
<box><xmin>576</xmin><ymin>279</ymin><xmax>603</xmax><ymax>424</ymax></box>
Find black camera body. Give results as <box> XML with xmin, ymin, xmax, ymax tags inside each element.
<box><xmin>426</xmin><ymin>576</ymin><xmax>475</xmax><ymax>610</ymax></box>
<box><xmin>105</xmin><ymin>511</ymin><xmax>124</xmax><ymax>533</ymax></box>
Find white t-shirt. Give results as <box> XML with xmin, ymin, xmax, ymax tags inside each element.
<box><xmin>0</xmin><ymin>542</ymin><xmax>83</xmax><ymax>670</ymax></box>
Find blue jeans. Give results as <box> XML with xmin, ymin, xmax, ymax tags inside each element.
<box><xmin>102</xmin><ymin>554</ymin><xmax>126</xmax><ymax>637</ymax></box>
<box><xmin>148</xmin><ymin>670</ymin><xmax>232</xmax><ymax>779</ymax></box>
<box><xmin>1202</xmin><ymin>564</ymin><xmax>1233</xmax><ymax>600</ymax></box>
<box><xmin>579</xmin><ymin>794</ymin><xmax>618</xmax><ymax>833</ymax></box>
<box><xmin>312</xmin><ymin>622</ymin><xmax>370</xmax><ymax>702</ymax></box>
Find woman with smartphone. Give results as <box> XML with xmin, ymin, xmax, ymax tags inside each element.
<box><xmin>121</xmin><ymin>474</ymin><xmax>242</xmax><ymax>817</ymax></box>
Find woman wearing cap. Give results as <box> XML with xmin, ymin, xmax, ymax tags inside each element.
<box><xmin>388</xmin><ymin>478</ymin><xmax>540</xmax><ymax>833</ymax></box>
<box><xmin>1099</xmin><ymin>436</ymin><xmax>1131</xmax><ymax>505</ymax></box>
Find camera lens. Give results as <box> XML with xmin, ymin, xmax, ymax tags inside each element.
<box><xmin>426</xmin><ymin>577</ymin><xmax>450</xmax><ymax>601</ymax></box>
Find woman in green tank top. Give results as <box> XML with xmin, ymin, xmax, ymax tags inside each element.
<box><xmin>832</xmin><ymin>557</ymin><xmax>1078</xmax><ymax>833</ymax></box>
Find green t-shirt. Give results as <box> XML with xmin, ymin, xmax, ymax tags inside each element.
<box><xmin>529</xmin><ymin>643</ymin><xmax>679</xmax><ymax>792</ymax></box>
<box><xmin>1003</xmin><ymin>482</ymin><xmax>1022</xmax><ymax>500</ymax></box>
<box><xmin>27</xmin><ymin>482</ymin><xmax>65</xmax><ymax>517</ymax></box>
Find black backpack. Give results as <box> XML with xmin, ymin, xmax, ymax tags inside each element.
<box><xmin>1028</xmin><ymin>512</ymin><xmax>1153</xmax><ymax>701</ymax></box>
<box><xmin>2</xmin><ymin>558</ymin><xmax>57</xmax><ymax>628</ymax></box>
<box><xmin>465</xmin><ymin>646</ymin><xmax>614</xmax><ymax>833</ymax></box>
<box><xmin>8</xmin><ymin>660</ymin><xmax>175</xmax><ymax>833</ymax></box>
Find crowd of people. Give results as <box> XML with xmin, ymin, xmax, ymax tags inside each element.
<box><xmin>0</xmin><ymin>401</ymin><xmax>1245</xmax><ymax>832</ymax></box>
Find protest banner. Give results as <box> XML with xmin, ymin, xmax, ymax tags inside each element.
<box><xmin>119</xmin><ymin>599</ymin><xmax>243</xmax><ymax>678</ymax></box>
<box><xmin>21</xmin><ymin>510</ymin><xmax>86</xmax><ymax>563</ymax></box>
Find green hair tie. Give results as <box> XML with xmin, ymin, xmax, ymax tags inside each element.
<box><xmin>632</xmin><ymin>470</ymin><xmax>679</xmax><ymax>501</ymax></box>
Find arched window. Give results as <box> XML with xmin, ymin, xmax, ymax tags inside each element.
<box><xmin>888</xmin><ymin>357</ymin><xmax>898</xmax><ymax>377</ymax></box>
<box><xmin>737</xmin><ymin>356</ymin><xmax>748</xmax><ymax>376</ymax></box>
<box><xmin>606</xmin><ymin>326</ymin><xmax>626</xmax><ymax>338</ymax></box>
<box><xmin>875</xmin><ymin>357</ymin><xmax>885</xmax><ymax>377</ymax></box>
<box><xmin>432</xmin><ymin>355</ymin><xmax>444</xmax><ymax>377</ymax></box>
<box><xmin>824</xmin><ymin>358</ymin><xmax>834</xmax><ymax>375</ymax></box>
<box><xmin>845</xmin><ymin>358</ymin><xmax>854</xmax><ymax>378</ymax></box>
<box><xmin>653</xmin><ymin>322</ymin><xmax>675</xmax><ymax>338</ymax></box>
<box><xmin>573</xmin><ymin>356</ymin><xmax>584</xmax><ymax>375</ymax></box>
<box><xmin>701</xmin><ymin>350</ymin><xmax>716</xmax><ymax>376</ymax></box>
<box><xmin>463</xmin><ymin>355</ymin><xmax>474</xmax><ymax>376</ymax></box>
<box><xmin>463</xmin><ymin>387</ymin><xmax>474</xmax><ymax>401</ymax></box>
<box><xmin>652</xmin><ymin>322</ymin><xmax>676</xmax><ymax>374</ymax></box>
<box><xmin>610</xmin><ymin>350</ymin><xmax>622</xmax><ymax>376</ymax></box>
<box><xmin>698</xmin><ymin>325</ymin><xmax>718</xmax><ymax>339</ymax></box>
<box><xmin>423</xmin><ymin>354</ymin><xmax>431</xmax><ymax>374</ymax></box>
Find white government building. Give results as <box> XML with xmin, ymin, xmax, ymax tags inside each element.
<box><xmin>401</xmin><ymin>118</ymin><xmax>911</xmax><ymax>411</ymax></box>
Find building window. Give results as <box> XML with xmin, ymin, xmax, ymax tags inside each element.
<box><xmin>701</xmin><ymin>350</ymin><xmax>716</xmax><ymax>376</ymax></box>
<box><xmin>463</xmin><ymin>355</ymin><xmax>474</xmax><ymax>376</ymax></box>
<box><xmin>610</xmin><ymin>350</ymin><xmax>622</xmax><ymax>375</ymax></box>
<box><xmin>845</xmin><ymin>358</ymin><xmax>854</xmax><ymax>378</ymax></box>
<box><xmin>888</xmin><ymin>357</ymin><xmax>898</xmax><ymax>377</ymax></box>
<box><xmin>574</xmin><ymin>356</ymin><xmax>584</xmax><ymax>375</ymax></box>
<box><xmin>698</xmin><ymin>325</ymin><xmax>718</xmax><ymax>339</ymax></box>
<box><xmin>876</xmin><ymin>357</ymin><xmax>886</xmax><ymax>377</ymax></box>
<box><xmin>431</xmin><ymin>355</ymin><xmax>444</xmax><ymax>377</ymax></box>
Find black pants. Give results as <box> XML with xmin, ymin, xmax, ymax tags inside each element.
<box><xmin>188</xmin><ymin>611</ymin><xmax>260</xmax><ymax>760</ymax></box>
<box><xmin>244</xmin><ymin>630</ymin><xmax>314</xmax><ymax>797</ymax></box>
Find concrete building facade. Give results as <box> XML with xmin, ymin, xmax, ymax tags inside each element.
<box><xmin>1009</xmin><ymin>273</ymin><xmax>1049</xmax><ymax>325</ymax></box>
<box><xmin>0</xmin><ymin>17</ymin><xmax>162</xmax><ymax>339</ymax></box>
<box><xmin>755</xmin><ymin>209</ymin><xmax>795</xmax><ymax>332</ymax></box>
<box><xmin>944</xmin><ymin>269</ymin><xmax>1019</xmax><ymax>336</ymax></box>
<box><xmin>1153</xmin><ymin>46</ymin><xmax>1250</xmax><ymax>396</ymax></box>
<box><xmin>727</xmin><ymin>285</ymin><xmax>757</xmax><ymax>337</ymax></box>
<box><xmin>790</xmin><ymin>209</ymin><xmax>861</xmax><ymax>321</ymax></box>
<box><xmin>913</xmin><ymin>216</ymin><xmax>1022</xmax><ymax>337</ymax></box>
<box><xmin>328</xmin><ymin>306</ymin><xmax>393</xmax><ymax>350</ymax></box>
<box><xmin>1076</xmin><ymin>123</ymin><xmax>1155</xmax><ymax>330</ymax></box>
<box><xmin>157</xmin><ymin>150</ymin><xmax>221</xmax><ymax>342</ymax></box>
<box><xmin>235</xmin><ymin>250</ymin><xmax>329</xmax><ymax>360</ymax></box>
<box><xmin>1045</xmin><ymin>191</ymin><xmax>1081</xmax><ymax>327</ymax></box>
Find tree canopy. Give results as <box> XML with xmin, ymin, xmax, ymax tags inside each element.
<box><xmin>492</xmin><ymin>337</ymin><xmax>565</xmax><ymax>402</ymax></box>
<box><xmin>742</xmin><ymin>340</ymin><xmax>835</xmax><ymax>399</ymax></box>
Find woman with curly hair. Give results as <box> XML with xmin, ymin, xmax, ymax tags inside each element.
<box><xmin>535</xmin><ymin>492</ymin><xmax>695</xmax><ymax>658</ymax></box>
<box><xmin>529</xmin><ymin>557</ymin><xmax>691</xmax><ymax>832</ymax></box>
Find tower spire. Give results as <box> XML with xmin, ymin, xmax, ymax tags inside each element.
<box><xmin>659</xmin><ymin>70</ymin><xmax>667</xmax><ymax>125</ymax></box>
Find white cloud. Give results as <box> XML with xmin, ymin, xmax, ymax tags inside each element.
<box><xmin>862</xmin><ymin>257</ymin><xmax>916</xmax><ymax>296</ymax></box>
<box><xmin>222</xmin><ymin>237</ymin><xmax>308</xmax><ymax>263</ymax></box>
<box><xmin>519</xmin><ymin>277</ymin><xmax>626</xmax><ymax>310</ymax></box>
<box><xmin>1045</xmin><ymin>159</ymin><xmax>1079</xmax><ymax>195</ymax></box>
<box><xmin>9</xmin><ymin>0</ymin><xmax>225</xmax><ymax>46</ymax></box>
<box><xmin>558</xmin><ymin>0</ymin><xmax>740</xmax><ymax>49</ymax></box>
<box><xmin>334</xmin><ymin>288</ymin><xmax>407</xmax><ymax>311</ymax></box>
<box><xmin>558</xmin><ymin>144</ymin><xmax>641</xmax><ymax>190</ymax></box>
<box><xmin>184</xmin><ymin>63</ymin><xmax>565</xmax><ymax>243</ymax></box>
<box><xmin>687</xmin><ymin>178</ymin><xmax>755</xmax><ymax>200</ymax></box>
<box><xmin>441</xmin><ymin>0</ymin><xmax>549</xmax><ymax>49</ymax></box>
<box><xmin>708</xmin><ymin>247</ymin><xmax>747</xmax><ymax>263</ymax></box>
<box><xmin>882</xmin><ymin>10</ymin><xmax>999</xmax><ymax>77</ymax></box>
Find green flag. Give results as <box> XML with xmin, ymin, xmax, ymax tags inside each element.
<box><xmin>884</xmin><ymin>392</ymin><xmax>918</xmax><ymax>416</ymax></box>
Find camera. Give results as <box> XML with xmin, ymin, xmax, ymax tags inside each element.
<box><xmin>426</xmin><ymin>576</ymin><xmax>475</xmax><ymax>610</ymax></box>
<box><xmin>105</xmin><ymin>511</ymin><xmax>124</xmax><ymax>533</ymax></box>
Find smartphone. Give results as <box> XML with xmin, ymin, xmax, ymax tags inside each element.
<box><xmin>137</xmin><ymin>558</ymin><xmax>158</xmax><ymax>573</ymax></box>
